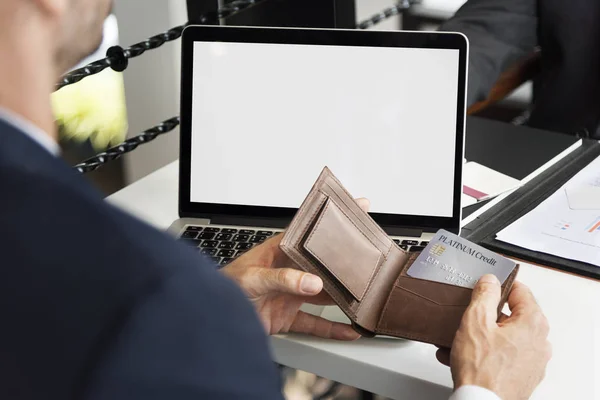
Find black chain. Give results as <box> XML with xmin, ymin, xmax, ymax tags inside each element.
<box><xmin>56</xmin><ymin>0</ymin><xmax>264</xmax><ymax>91</ymax></box>
<box><xmin>73</xmin><ymin>117</ymin><xmax>180</xmax><ymax>174</ymax></box>
<box><xmin>72</xmin><ymin>2</ymin><xmax>415</xmax><ymax>173</ymax></box>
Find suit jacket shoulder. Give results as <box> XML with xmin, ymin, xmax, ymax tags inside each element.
<box><xmin>0</xmin><ymin>120</ymin><xmax>282</xmax><ymax>400</ymax></box>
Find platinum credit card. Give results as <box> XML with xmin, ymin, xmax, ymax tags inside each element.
<box><xmin>406</xmin><ymin>230</ymin><xmax>517</xmax><ymax>288</ymax></box>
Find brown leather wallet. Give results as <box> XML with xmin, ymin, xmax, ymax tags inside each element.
<box><xmin>280</xmin><ymin>167</ymin><xmax>519</xmax><ymax>348</ymax></box>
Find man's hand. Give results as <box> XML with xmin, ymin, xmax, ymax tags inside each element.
<box><xmin>438</xmin><ymin>275</ymin><xmax>552</xmax><ymax>400</ymax></box>
<box><xmin>220</xmin><ymin>198</ymin><xmax>370</xmax><ymax>341</ymax></box>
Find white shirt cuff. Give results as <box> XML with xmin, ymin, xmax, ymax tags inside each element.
<box><xmin>449</xmin><ymin>385</ymin><xmax>501</xmax><ymax>400</ymax></box>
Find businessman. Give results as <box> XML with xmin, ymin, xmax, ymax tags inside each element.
<box><xmin>440</xmin><ymin>0</ymin><xmax>600</xmax><ymax>138</ymax></box>
<box><xmin>0</xmin><ymin>0</ymin><xmax>550</xmax><ymax>399</ymax></box>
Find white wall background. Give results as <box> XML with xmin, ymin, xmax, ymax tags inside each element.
<box><xmin>114</xmin><ymin>0</ymin><xmax>188</xmax><ymax>184</ymax></box>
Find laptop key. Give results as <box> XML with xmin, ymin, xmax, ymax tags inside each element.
<box><xmin>219</xmin><ymin>241</ymin><xmax>235</xmax><ymax>249</ymax></box>
<box><xmin>204</xmin><ymin>227</ymin><xmax>221</xmax><ymax>233</ymax></box>
<box><xmin>215</xmin><ymin>233</ymin><xmax>232</xmax><ymax>241</ymax></box>
<box><xmin>400</xmin><ymin>244</ymin><xmax>409</xmax><ymax>251</ymax></box>
<box><xmin>236</xmin><ymin>243</ymin><xmax>253</xmax><ymax>250</ymax></box>
<box><xmin>220</xmin><ymin>258</ymin><xmax>233</xmax><ymax>265</ymax></box>
<box><xmin>233</xmin><ymin>234</ymin><xmax>250</xmax><ymax>242</ymax></box>
<box><xmin>239</xmin><ymin>229</ymin><xmax>256</xmax><ymax>235</ymax></box>
<box><xmin>257</xmin><ymin>231</ymin><xmax>274</xmax><ymax>236</ymax></box>
<box><xmin>249</xmin><ymin>235</ymin><xmax>267</xmax><ymax>244</ymax></box>
<box><xmin>420</xmin><ymin>241</ymin><xmax>430</xmax><ymax>246</ymax></box>
<box><xmin>221</xmin><ymin>228</ymin><xmax>238</xmax><ymax>234</ymax></box>
<box><xmin>201</xmin><ymin>248</ymin><xmax>218</xmax><ymax>256</ymax></box>
<box><xmin>198</xmin><ymin>232</ymin><xmax>216</xmax><ymax>240</ymax></box>
<box><xmin>410</xmin><ymin>246</ymin><xmax>425</xmax><ymax>252</ymax></box>
<box><xmin>185</xmin><ymin>226</ymin><xmax>203</xmax><ymax>232</ymax></box>
<box><xmin>201</xmin><ymin>240</ymin><xmax>218</xmax><ymax>248</ymax></box>
<box><xmin>401</xmin><ymin>240</ymin><xmax>419</xmax><ymax>246</ymax></box>
<box><xmin>210</xmin><ymin>256</ymin><xmax>222</xmax><ymax>264</ymax></box>
<box><xmin>393</xmin><ymin>239</ymin><xmax>400</xmax><ymax>244</ymax></box>
<box><xmin>181</xmin><ymin>231</ymin><xmax>198</xmax><ymax>239</ymax></box>
<box><xmin>218</xmin><ymin>250</ymin><xmax>236</xmax><ymax>258</ymax></box>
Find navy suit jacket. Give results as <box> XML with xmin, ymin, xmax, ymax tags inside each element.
<box><xmin>0</xmin><ymin>119</ymin><xmax>283</xmax><ymax>400</ymax></box>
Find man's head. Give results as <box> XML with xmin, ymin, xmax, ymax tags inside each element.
<box><xmin>45</xmin><ymin>0</ymin><xmax>112</xmax><ymax>73</ymax></box>
<box><xmin>2</xmin><ymin>0</ymin><xmax>111</xmax><ymax>75</ymax></box>
<box><xmin>0</xmin><ymin>0</ymin><xmax>112</xmax><ymax>135</ymax></box>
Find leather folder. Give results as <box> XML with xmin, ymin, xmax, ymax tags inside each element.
<box><xmin>280</xmin><ymin>167</ymin><xmax>519</xmax><ymax>348</ymax></box>
<box><xmin>463</xmin><ymin>137</ymin><xmax>600</xmax><ymax>280</ymax></box>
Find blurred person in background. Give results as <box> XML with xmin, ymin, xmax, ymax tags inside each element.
<box><xmin>441</xmin><ymin>0</ymin><xmax>600</xmax><ymax>138</ymax></box>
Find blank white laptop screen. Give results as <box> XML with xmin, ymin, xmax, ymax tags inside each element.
<box><xmin>190</xmin><ymin>41</ymin><xmax>460</xmax><ymax>218</ymax></box>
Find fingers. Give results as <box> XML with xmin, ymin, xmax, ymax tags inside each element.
<box><xmin>355</xmin><ymin>197</ymin><xmax>370</xmax><ymax>212</ymax></box>
<box><xmin>498</xmin><ymin>312</ymin><xmax>510</xmax><ymax>323</ymax></box>
<box><xmin>289</xmin><ymin>311</ymin><xmax>361</xmax><ymax>341</ymax></box>
<box><xmin>464</xmin><ymin>274</ymin><xmax>502</xmax><ymax>327</ymax></box>
<box><xmin>251</xmin><ymin>268</ymin><xmax>324</xmax><ymax>297</ymax></box>
<box><xmin>435</xmin><ymin>347</ymin><xmax>451</xmax><ymax>367</ymax></box>
<box><xmin>506</xmin><ymin>281</ymin><xmax>540</xmax><ymax>317</ymax></box>
<box><xmin>506</xmin><ymin>281</ymin><xmax>549</xmax><ymax>334</ymax></box>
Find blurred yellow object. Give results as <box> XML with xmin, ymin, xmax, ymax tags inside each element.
<box><xmin>52</xmin><ymin>68</ymin><xmax>128</xmax><ymax>150</ymax></box>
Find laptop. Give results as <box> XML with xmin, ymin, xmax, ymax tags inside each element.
<box><xmin>169</xmin><ymin>26</ymin><xmax>468</xmax><ymax>268</ymax></box>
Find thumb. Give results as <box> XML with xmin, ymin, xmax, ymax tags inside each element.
<box><xmin>355</xmin><ymin>197</ymin><xmax>370</xmax><ymax>213</ymax></box>
<box><xmin>464</xmin><ymin>274</ymin><xmax>502</xmax><ymax>327</ymax></box>
<box><xmin>252</xmin><ymin>268</ymin><xmax>324</xmax><ymax>297</ymax></box>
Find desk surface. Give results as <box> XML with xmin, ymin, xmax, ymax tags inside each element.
<box><xmin>107</xmin><ymin>161</ymin><xmax>600</xmax><ymax>400</ymax></box>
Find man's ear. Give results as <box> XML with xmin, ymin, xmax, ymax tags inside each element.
<box><xmin>32</xmin><ymin>0</ymin><xmax>69</xmax><ymax>18</ymax></box>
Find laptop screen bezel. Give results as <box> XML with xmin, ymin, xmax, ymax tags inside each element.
<box><xmin>179</xmin><ymin>26</ymin><xmax>468</xmax><ymax>234</ymax></box>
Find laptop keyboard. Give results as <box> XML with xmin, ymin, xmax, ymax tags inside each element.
<box><xmin>178</xmin><ymin>225</ymin><xmax>280</xmax><ymax>267</ymax></box>
<box><xmin>393</xmin><ymin>239</ymin><xmax>430</xmax><ymax>253</ymax></box>
<box><xmin>179</xmin><ymin>225</ymin><xmax>431</xmax><ymax>268</ymax></box>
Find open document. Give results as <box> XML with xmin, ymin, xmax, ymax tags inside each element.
<box><xmin>496</xmin><ymin>156</ymin><xmax>600</xmax><ymax>267</ymax></box>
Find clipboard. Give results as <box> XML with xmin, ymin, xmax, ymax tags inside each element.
<box><xmin>462</xmin><ymin>138</ymin><xmax>600</xmax><ymax>280</ymax></box>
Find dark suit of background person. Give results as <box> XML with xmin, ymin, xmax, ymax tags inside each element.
<box><xmin>440</xmin><ymin>0</ymin><xmax>600</xmax><ymax>139</ymax></box>
<box><xmin>0</xmin><ymin>116</ymin><xmax>283</xmax><ymax>400</ymax></box>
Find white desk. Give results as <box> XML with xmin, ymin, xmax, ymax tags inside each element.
<box><xmin>107</xmin><ymin>161</ymin><xmax>600</xmax><ymax>400</ymax></box>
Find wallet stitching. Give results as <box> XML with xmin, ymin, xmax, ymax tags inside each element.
<box><xmin>305</xmin><ymin>200</ymin><xmax>382</xmax><ymax>301</ymax></box>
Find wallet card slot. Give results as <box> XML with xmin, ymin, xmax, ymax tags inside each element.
<box><xmin>302</xmin><ymin>247</ymin><xmax>356</xmax><ymax>304</ymax></box>
<box><xmin>322</xmin><ymin>180</ymin><xmax>392</xmax><ymax>254</ymax></box>
<box><xmin>376</xmin><ymin>284</ymin><xmax>467</xmax><ymax>348</ymax></box>
<box><xmin>393</xmin><ymin>275</ymin><xmax>472</xmax><ymax>307</ymax></box>
<box><xmin>303</xmin><ymin>198</ymin><xmax>384</xmax><ymax>302</ymax></box>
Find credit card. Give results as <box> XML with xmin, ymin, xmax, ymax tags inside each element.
<box><xmin>406</xmin><ymin>230</ymin><xmax>517</xmax><ymax>288</ymax></box>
